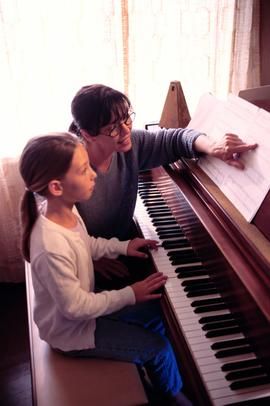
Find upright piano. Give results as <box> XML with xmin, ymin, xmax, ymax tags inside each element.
<box><xmin>134</xmin><ymin>82</ymin><xmax>270</xmax><ymax>405</ymax></box>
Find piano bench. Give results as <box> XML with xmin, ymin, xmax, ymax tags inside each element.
<box><xmin>25</xmin><ymin>263</ymin><xmax>148</xmax><ymax>406</ymax></box>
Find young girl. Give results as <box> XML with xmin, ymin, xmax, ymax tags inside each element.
<box><xmin>19</xmin><ymin>133</ymin><xmax>192</xmax><ymax>406</ymax></box>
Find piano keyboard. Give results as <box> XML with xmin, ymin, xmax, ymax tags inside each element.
<box><xmin>134</xmin><ymin>173</ymin><xmax>270</xmax><ymax>406</ymax></box>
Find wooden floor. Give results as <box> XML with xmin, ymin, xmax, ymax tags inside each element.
<box><xmin>0</xmin><ymin>283</ymin><xmax>32</xmax><ymax>406</ymax></box>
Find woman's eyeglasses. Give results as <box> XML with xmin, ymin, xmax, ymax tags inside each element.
<box><xmin>100</xmin><ymin>111</ymin><xmax>136</xmax><ymax>138</ymax></box>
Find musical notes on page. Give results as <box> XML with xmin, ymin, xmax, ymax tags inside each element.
<box><xmin>188</xmin><ymin>93</ymin><xmax>270</xmax><ymax>222</ymax></box>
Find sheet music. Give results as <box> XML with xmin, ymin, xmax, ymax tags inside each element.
<box><xmin>188</xmin><ymin>93</ymin><xmax>270</xmax><ymax>222</ymax></box>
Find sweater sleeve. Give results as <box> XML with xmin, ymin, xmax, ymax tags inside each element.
<box><xmin>33</xmin><ymin>252</ymin><xmax>135</xmax><ymax>321</ymax></box>
<box><xmin>132</xmin><ymin>127</ymin><xmax>203</xmax><ymax>170</ymax></box>
<box><xmin>88</xmin><ymin>236</ymin><xmax>129</xmax><ymax>260</ymax></box>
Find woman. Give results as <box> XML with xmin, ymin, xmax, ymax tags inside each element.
<box><xmin>69</xmin><ymin>84</ymin><xmax>257</xmax><ymax>284</ymax></box>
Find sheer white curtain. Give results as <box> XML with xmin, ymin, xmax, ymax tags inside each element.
<box><xmin>0</xmin><ymin>0</ymin><xmax>125</xmax><ymax>158</ymax></box>
<box><xmin>127</xmin><ymin>0</ymin><xmax>260</xmax><ymax>126</ymax></box>
<box><xmin>0</xmin><ymin>0</ymin><xmax>260</xmax><ymax>281</ymax></box>
<box><xmin>0</xmin><ymin>0</ymin><xmax>125</xmax><ymax>281</ymax></box>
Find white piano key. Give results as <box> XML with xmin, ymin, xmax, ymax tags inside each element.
<box><xmin>210</xmin><ymin>383</ymin><xmax>270</xmax><ymax>402</ymax></box>
<box><xmin>213</xmin><ymin>388</ymin><xmax>270</xmax><ymax>405</ymax></box>
<box><xmin>171</xmin><ymin>262</ymin><xmax>203</xmax><ymax>268</ymax></box>
<box><xmin>197</xmin><ymin>353</ymin><xmax>257</xmax><ymax>368</ymax></box>
<box><xmin>203</xmin><ymin>370</ymin><xmax>226</xmax><ymax>382</ymax></box>
<box><xmin>188</xmin><ymin>331</ymin><xmax>242</xmax><ymax>347</ymax></box>
<box><xmin>170</xmin><ymin>305</ymin><xmax>226</xmax><ymax>321</ymax></box>
<box><xmin>193</xmin><ymin>348</ymin><xmax>219</xmax><ymax>359</ymax></box>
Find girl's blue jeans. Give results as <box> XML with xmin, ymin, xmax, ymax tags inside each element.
<box><xmin>65</xmin><ymin>300</ymin><xmax>183</xmax><ymax>397</ymax></box>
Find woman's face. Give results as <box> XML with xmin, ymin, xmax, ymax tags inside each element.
<box><xmin>97</xmin><ymin>109</ymin><xmax>135</xmax><ymax>153</ymax></box>
<box><xmin>82</xmin><ymin>102</ymin><xmax>135</xmax><ymax>155</ymax></box>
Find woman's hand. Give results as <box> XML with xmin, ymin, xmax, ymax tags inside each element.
<box><xmin>131</xmin><ymin>272</ymin><xmax>168</xmax><ymax>302</ymax></box>
<box><xmin>194</xmin><ymin>133</ymin><xmax>257</xmax><ymax>169</ymax></box>
<box><xmin>209</xmin><ymin>133</ymin><xmax>257</xmax><ymax>169</ymax></box>
<box><xmin>127</xmin><ymin>237</ymin><xmax>159</xmax><ymax>258</ymax></box>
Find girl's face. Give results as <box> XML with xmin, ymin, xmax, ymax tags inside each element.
<box><xmin>60</xmin><ymin>143</ymin><xmax>96</xmax><ymax>203</ymax></box>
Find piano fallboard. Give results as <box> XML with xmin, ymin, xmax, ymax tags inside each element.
<box><xmin>134</xmin><ymin>165</ymin><xmax>270</xmax><ymax>406</ymax></box>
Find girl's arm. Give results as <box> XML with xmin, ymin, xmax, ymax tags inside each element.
<box><xmin>34</xmin><ymin>252</ymin><xmax>135</xmax><ymax>320</ymax></box>
<box><xmin>89</xmin><ymin>236</ymin><xmax>158</xmax><ymax>260</ymax></box>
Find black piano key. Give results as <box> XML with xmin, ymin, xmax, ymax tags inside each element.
<box><xmin>162</xmin><ymin>240</ymin><xmax>190</xmax><ymax>249</ymax></box>
<box><xmin>156</xmin><ymin>226</ymin><xmax>182</xmax><ymax>233</ymax></box>
<box><xmin>182</xmin><ymin>278</ymin><xmax>212</xmax><ymax>287</ymax></box>
<box><xmin>162</xmin><ymin>234</ymin><xmax>188</xmax><ymax>240</ymax></box>
<box><xmin>177</xmin><ymin>269</ymin><xmax>210</xmax><ymax>278</ymax></box>
<box><xmin>144</xmin><ymin>206</ymin><xmax>168</xmax><ymax>212</ymax></box>
<box><xmin>202</xmin><ymin>319</ymin><xmax>239</xmax><ymax>331</ymax></box>
<box><xmin>230</xmin><ymin>375</ymin><xmax>270</xmax><ymax>390</ymax></box>
<box><xmin>222</xmin><ymin>358</ymin><xmax>262</xmax><ymax>372</ymax></box>
<box><xmin>149</xmin><ymin>212</ymin><xmax>173</xmax><ymax>218</ymax></box>
<box><xmin>169</xmin><ymin>255</ymin><xmax>200</xmax><ymax>266</ymax></box>
<box><xmin>148</xmin><ymin>210</ymin><xmax>173</xmax><ymax>220</ymax></box>
<box><xmin>167</xmin><ymin>247</ymin><xmax>196</xmax><ymax>260</ymax></box>
<box><xmin>144</xmin><ymin>201</ymin><xmax>168</xmax><ymax>206</ymax></box>
<box><xmin>146</xmin><ymin>204</ymin><xmax>170</xmax><ymax>209</ymax></box>
<box><xmin>211</xmin><ymin>337</ymin><xmax>250</xmax><ymax>350</ymax></box>
<box><xmin>169</xmin><ymin>252</ymin><xmax>198</xmax><ymax>261</ymax></box>
<box><xmin>206</xmin><ymin>326</ymin><xmax>243</xmax><ymax>338</ymax></box>
<box><xmin>226</xmin><ymin>366</ymin><xmax>268</xmax><ymax>381</ymax></box>
<box><xmin>176</xmin><ymin>264</ymin><xmax>205</xmax><ymax>272</ymax></box>
<box><xmin>158</xmin><ymin>232</ymin><xmax>186</xmax><ymax>239</ymax></box>
<box><xmin>186</xmin><ymin>287</ymin><xmax>219</xmax><ymax>297</ymax></box>
<box><xmin>170</xmin><ymin>251</ymin><xmax>198</xmax><ymax>259</ymax></box>
<box><xmin>191</xmin><ymin>297</ymin><xmax>225</xmax><ymax>307</ymax></box>
<box><xmin>156</xmin><ymin>225</ymin><xmax>182</xmax><ymax>232</ymax></box>
<box><xmin>199</xmin><ymin>313</ymin><xmax>241</xmax><ymax>324</ymax></box>
<box><xmin>185</xmin><ymin>282</ymin><xmax>217</xmax><ymax>291</ymax></box>
<box><xmin>153</xmin><ymin>219</ymin><xmax>178</xmax><ymax>226</ymax></box>
<box><xmin>194</xmin><ymin>303</ymin><xmax>229</xmax><ymax>313</ymax></box>
<box><xmin>172</xmin><ymin>258</ymin><xmax>202</xmax><ymax>266</ymax></box>
<box><xmin>186</xmin><ymin>283</ymin><xmax>218</xmax><ymax>292</ymax></box>
<box><xmin>215</xmin><ymin>345</ymin><xmax>253</xmax><ymax>358</ymax></box>
<box><xmin>184</xmin><ymin>281</ymin><xmax>216</xmax><ymax>291</ymax></box>
<box><xmin>157</xmin><ymin>228</ymin><xmax>184</xmax><ymax>234</ymax></box>
<box><xmin>138</xmin><ymin>185</ymin><xmax>159</xmax><ymax>190</ymax></box>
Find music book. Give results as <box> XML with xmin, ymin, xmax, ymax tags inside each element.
<box><xmin>187</xmin><ymin>93</ymin><xmax>270</xmax><ymax>222</ymax></box>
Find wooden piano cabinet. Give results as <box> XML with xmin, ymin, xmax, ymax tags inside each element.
<box><xmin>136</xmin><ymin>164</ymin><xmax>270</xmax><ymax>404</ymax></box>
<box><xmin>136</xmin><ymin>81</ymin><xmax>270</xmax><ymax>404</ymax></box>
